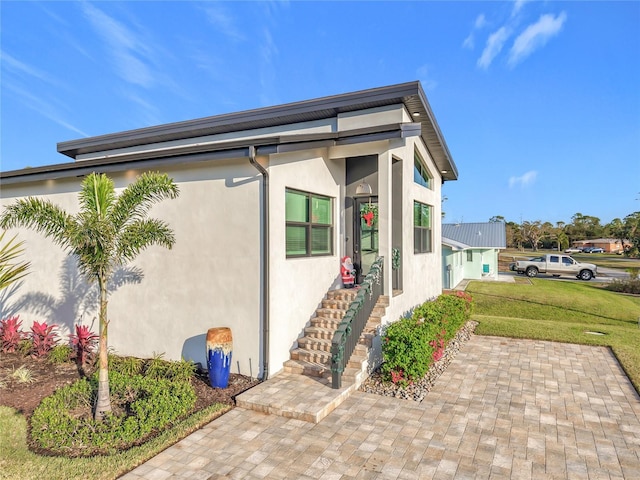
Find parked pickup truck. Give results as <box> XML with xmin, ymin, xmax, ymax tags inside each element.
<box><xmin>514</xmin><ymin>254</ymin><xmax>598</xmax><ymax>281</ymax></box>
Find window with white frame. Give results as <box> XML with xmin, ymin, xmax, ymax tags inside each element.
<box><xmin>413</xmin><ymin>201</ymin><xmax>432</xmax><ymax>253</ymax></box>
<box><xmin>285</xmin><ymin>189</ymin><xmax>333</xmax><ymax>257</ymax></box>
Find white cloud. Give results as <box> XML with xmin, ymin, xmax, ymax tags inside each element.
<box><xmin>259</xmin><ymin>27</ymin><xmax>279</xmax><ymax>106</ymax></box>
<box><xmin>508</xmin><ymin>12</ymin><xmax>567</xmax><ymax>67</ymax></box>
<box><xmin>511</xmin><ymin>0</ymin><xmax>531</xmax><ymax>18</ymax></box>
<box><xmin>509</xmin><ymin>170</ymin><xmax>538</xmax><ymax>188</ymax></box>
<box><xmin>202</xmin><ymin>4</ymin><xmax>245</xmax><ymax>41</ymax></box>
<box><xmin>462</xmin><ymin>34</ymin><xmax>475</xmax><ymax>50</ymax></box>
<box><xmin>4</xmin><ymin>81</ymin><xmax>88</xmax><ymax>137</ymax></box>
<box><xmin>463</xmin><ymin>14</ymin><xmax>488</xmax><ymax>49</ymax></box>
<box><xmin>416</xmin><ymin>65</ymin><xmax>437</xmax><ymax>90</ymax></box>
<box><xmin>81</xmin><ymin>3</ymin><xmax>154</xmax><ymax>87</ymax></box>
<box><xmin>0</xmin><ymin>50</ymin><xmax>62</xmax><ymax>87</ymax></box>
<box><xmin>477</xmin><ymin>27</ymin><xmax>510</xmax><ymax>69</ymax></box>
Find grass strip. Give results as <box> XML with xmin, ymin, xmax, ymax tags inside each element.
<box><xmin>0</xmin><ymin>403</ymin><xmax>231</xmax><ymax>480</ymax></box>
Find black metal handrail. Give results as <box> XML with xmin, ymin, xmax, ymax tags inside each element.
<box><xmin>330</xmin><ymin>256</ymin><xmax>384</xmax><ymax>389</ymax></box>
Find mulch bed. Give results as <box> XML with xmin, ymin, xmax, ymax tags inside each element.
<box><xmin>0</xmin><ymin>352</ymin><xmax>259</xmax><ymax>417</ymax></box>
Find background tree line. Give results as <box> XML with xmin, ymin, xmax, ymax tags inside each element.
<box><xmin>488</xmin><ymin>212</ymin><xmax>640</xmax><ymax>257</ymax></box>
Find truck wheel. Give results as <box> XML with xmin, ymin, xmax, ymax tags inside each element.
<box><xmin>526</xmin><ymin>266</ymin><xmax>538</xmax><ymax>277</ymax></box>
<box><xmin>579</xmin><ymin>270</ymin><xmax>593</xmax><ymax>281</ymax></box>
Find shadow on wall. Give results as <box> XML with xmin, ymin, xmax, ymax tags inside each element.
<box><xmin>1</xmin><ymin>255</ymin><xmax>143</xmax><ymax>334</ymax></box>
<box><xmin>182</xmin><ymin>334</ymin><xmax>207</xmax><ymax>371</ymax></box>
<box><xmin>182</xmin><ymin>334</ymin><xmax>257</xmax><ymax>378</ymax></box>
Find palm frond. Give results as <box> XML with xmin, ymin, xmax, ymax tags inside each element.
<box><xmin>65</xmin><ymin>210</ymin><xmax>116</xmax><ymax>281</ymax></box>
<box><xmin>0</xmin><ymin>232</ymin><xmax>31</xmax><ymax>291</ymax></box>
<box><xmin>116</xmin><ymin>218</ymin><xmax>176</xmax><ymax>264</ymax></box>
<box><xmin>0</xmin><ymin>198</ymin><xmax>73</xmax><ymax>247</ymax></box>
<box><xmin>79</xmin><ymin>173</ymin><xmax>116</xmax><ymax>218</ymax></box>
<box><xmin>110</xmin><ymin>172</ymin><xmax>179</xmax><ymax>231</ymax></box>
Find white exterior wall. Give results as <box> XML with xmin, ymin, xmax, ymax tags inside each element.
<box><xmin>1</xmin><ymin>160</ymin><xmax>264</xmax><ymax>377</ymax></box>
<box><xmin>266</xmin><ymin>149</ymin><xmax>344</xmax><ymax>375</ymax></box>
<box><xmin>380</xmin><ymin>136</ymin><xmax>444</xmax><ymax>325</ymax></box>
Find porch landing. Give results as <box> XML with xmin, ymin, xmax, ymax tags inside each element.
<box><xmin>236</xmin><ymin>288</ymin><xmax>388</xmax><ymax>423</ymax></box>
<box><xmin>235</xmin><ymin>370</ymin><xmax>361</xmax><ymax>424</ymax></box>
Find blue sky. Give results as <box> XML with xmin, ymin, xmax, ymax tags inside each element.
<box><xmin>1</xmin><ymin>1</ymin><xmax>639</xmax><ymax>226</ymax></box>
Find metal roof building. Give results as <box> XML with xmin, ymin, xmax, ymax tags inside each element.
<box><xmin>442</xmin><ymin>222</ymin><xmax>507</xmax><ymax>249</ymax></box>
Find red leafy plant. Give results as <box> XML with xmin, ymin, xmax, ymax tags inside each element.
<box><xmin>429</xmin><ymin>330</ymin><xmax>446</xmax><ymax>362</ymax></box>
<box><xmin>70</xmin><ymin>324</ymin><xmax>99</xmax><ymax>373</ymax></box>
<box><xmin>389</xmin><ymin>369</ymin><xmax>411</xmax><ymax>387</ymax></box>
<box><xmin>0</xmin><ymin>315</ymin><xmax>26</xmax><ymax>353</ymax></box>
<box><xmin>30</xmin><ymin>321</ymin><xmax>59</xmax><ymax>358</ymax></box>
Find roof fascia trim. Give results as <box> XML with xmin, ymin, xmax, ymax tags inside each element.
<box><xmin>2</xmin><ymin>122</ymin><xmax>415</xmax><ymax>184</ymax></box>
<box><xmin>57</xmin><ymin>82</ymin><xmax>424</xmax><ymax>157</ymax></box>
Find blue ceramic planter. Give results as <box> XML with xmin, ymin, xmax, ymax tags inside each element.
<box><xmin>206</xmin><ymin>327</ymin><xmax>232</xmax><ymax>388</ymax></box>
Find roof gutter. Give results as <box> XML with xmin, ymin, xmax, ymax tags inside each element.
<box><xmin>248</xmin><ymin>146</ymin><xmax>269</xmax><ymax>381</ymax></box>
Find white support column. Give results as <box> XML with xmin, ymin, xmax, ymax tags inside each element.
<box><xmin>378</xmin><ymin>149</ymin><xmax>393</xmax><ymax>296</ymax></box>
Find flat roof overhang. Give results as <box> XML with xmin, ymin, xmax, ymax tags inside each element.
<box><xmin>0</xmin><ymin>122</ymin><xmax>421</xmax><ymax>185</ymax></box>
<box><xmin>2</xmin><ymin>81</ymin><xmax>458</xmax><ymax>183</ymax></box>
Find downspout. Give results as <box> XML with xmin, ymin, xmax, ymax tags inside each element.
<box><xmin>248</xmin><ymin>146</ymin><xmax>269</xmax><ymax>381</ymax></box>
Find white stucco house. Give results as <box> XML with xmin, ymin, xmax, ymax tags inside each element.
<box><xmin>1</xmin><ymin>81</ymin><xmax>458</xmax><ymax>380</ymax></box>
<box><xmin>442</xmin><ymin>222</ymin><xmax>506</xmax><ymax>289</ymax></box>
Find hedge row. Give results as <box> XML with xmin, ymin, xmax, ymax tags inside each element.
<box><xmin>381</xmin><ymin>291</ymin><xmax>473</xmax><ymax>383</ymax></box>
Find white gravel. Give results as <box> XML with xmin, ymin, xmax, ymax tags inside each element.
<box><xmin>359</xmin><ymin>320</ymin><xmax>478</xmax><ymax>403</ymax></box>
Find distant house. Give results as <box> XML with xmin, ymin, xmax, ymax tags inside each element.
<box><xmin>572</xmin><ymin>238</ymin><xmax>627</xmax><ymax>253</ymax></box>
<box><xmin>442</xmin><ymin>222</ymin><xmax>506</xmax><ymax>289</ymax></box>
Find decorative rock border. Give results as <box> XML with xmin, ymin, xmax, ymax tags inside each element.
<box><xmin>359</xmin><ymin>320</ymin><xmax>478</xmax><ymax>402</ymax></box>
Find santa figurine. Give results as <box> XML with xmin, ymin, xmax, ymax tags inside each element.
<box><xmin>340</xmin><ymin>256</ymin><xmax>356</xmax><ymax>288</ymax></box>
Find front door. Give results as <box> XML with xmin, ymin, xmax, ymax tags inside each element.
<box><xmin>354</xmin><ymin>197</ymin><xmax>379</xmax><ymax>284</ymax></box>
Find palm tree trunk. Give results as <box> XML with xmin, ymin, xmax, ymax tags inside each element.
<box><xmin>94</xmin><ymin>275</ymin><xmax>111</xmax><ymax>421</ymax></box>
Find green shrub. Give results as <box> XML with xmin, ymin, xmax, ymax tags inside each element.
<box><xmin>17</xmin><ymin>338</ymin><xmax>33</xmax><ymax>356</ymax></box>
<box><xmin>382</xmin><ymin>317</ymin><xmax>434</xmax><ymax>382</ymax></box>
<box><xmin>109</xmin><ymin>354</ymin><xmax>195</xmax><ymax>382</ymax></box>
<box><xmin>29</xmin><ymin>370</ymin><xmax>196</xmax><ymax>456</ymax></box>
<box><xmin>381</xmin><ymin>291</ymin><xmax>473</xmax><ymax>383</ymax></box>
<box><xmin>108</xmin><ymin>354</ymin><xmax>144</xmax><ymax>376</ymax></box>
<box><xmin>144</xmin><ymin>354</ymin><xmax>195</xmax><ymax>382</ymax></box>
<box><xmin>48</xmin><ymin>344</ymin><xmax>73</xmax><ymax>364</ymax></box>
<box><xmin>606</xmin><ymin>277</ymin><xmax>640</xmax><ymax>295</ymax></box>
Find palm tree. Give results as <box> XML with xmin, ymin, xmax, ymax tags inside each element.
<box><xmin>0</xmin><ymin>172</ymin><xmax>179</xmax><ymax>420</ymax></box>
<box><xmin>0</xmin><ymin>231</ymin><xmax>30</xmax><ymax>291</ymax></box>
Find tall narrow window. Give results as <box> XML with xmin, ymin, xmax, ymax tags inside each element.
<box><xmin>414</xmin><ymin>201</ymin><xmax>432</xmax><ymax>253</ymax></box>
<box><xmin>286</xmin><ymin>189</ymin><xmax>333</xmax><ymax>257</ymax></box>
<box><xmin>414</xmin><ymin>151</ymin><xmax>433</xmax><ymax>189</ymax></box>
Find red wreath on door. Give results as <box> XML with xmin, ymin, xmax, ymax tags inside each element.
<box><xmin>362</xmin><ymin>211</ymin><xmax>375</xmax><ymax>227</ymax></box>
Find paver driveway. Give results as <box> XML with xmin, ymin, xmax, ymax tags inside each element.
<box><xmin>122</xmin><ymin>336</ymin><xmax>640</xmax><ymax>479</ymax></box>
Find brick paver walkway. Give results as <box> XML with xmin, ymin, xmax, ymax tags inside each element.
<box><xmin>122</xmin><ymin>336</ymin><xmax>640</xmax><ymax>479</ymax></box>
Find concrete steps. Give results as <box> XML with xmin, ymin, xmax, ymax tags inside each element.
<box><xmin>239</xmin><ymin>288</ymin><xmax>389</xmax><ymax>423</ymax></box>
<box><xmin>285</xmin><ymin>289</ymin><xmax>388</xmax><ymax>383</ymax></box>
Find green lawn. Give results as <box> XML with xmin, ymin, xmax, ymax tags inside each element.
<box><xmin>468</xmin><ymin>279</ymin><xmax>640</xmax><ymax>393</ymax></box>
